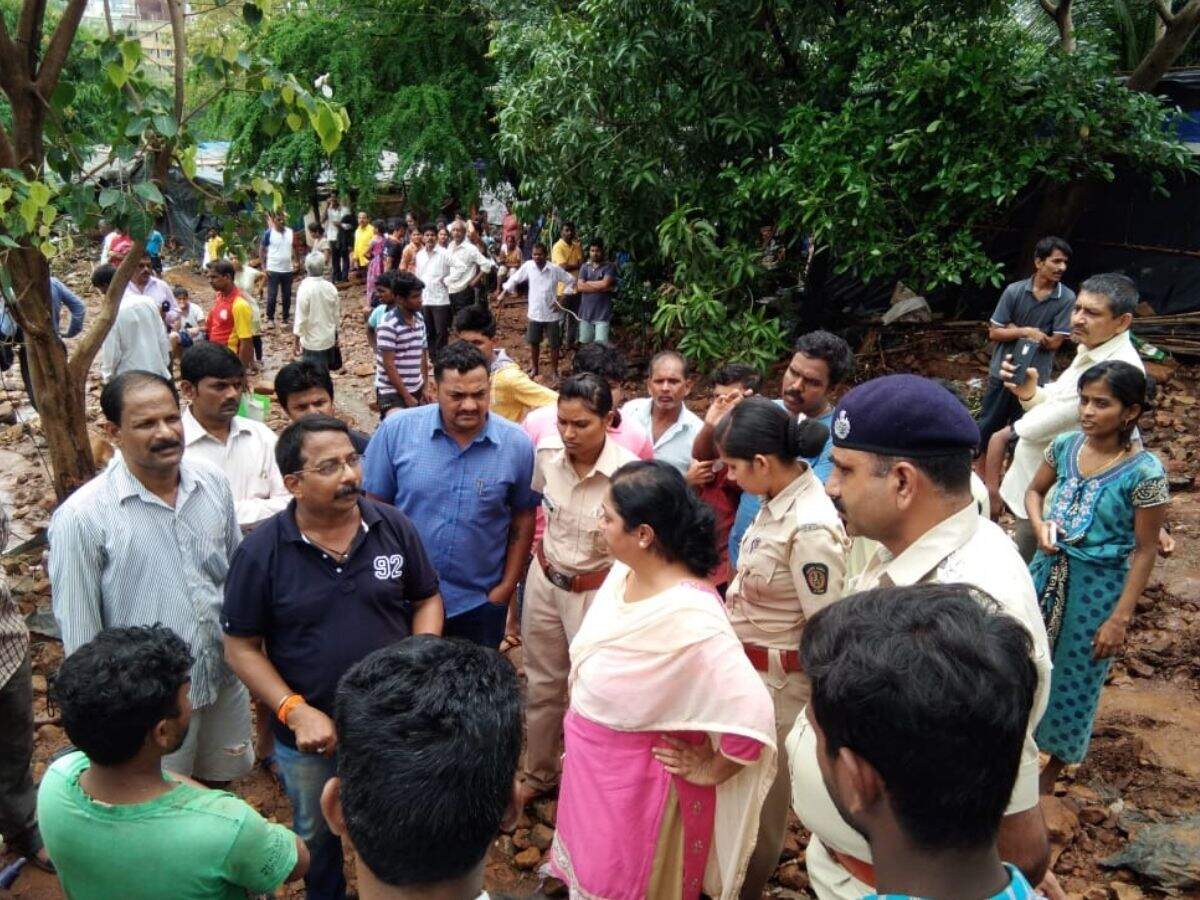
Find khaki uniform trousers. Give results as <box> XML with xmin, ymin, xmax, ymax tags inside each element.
<box><xmin>741</xmin><ymin>652</ymin><xmax>810</xmax><ymax>900</ymax></box>
<box><xmin>519</xmin><ymin>561</ymin><xmax>600</xmax><ymax>793</ymax></box>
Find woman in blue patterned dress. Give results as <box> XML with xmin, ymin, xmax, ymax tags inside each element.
<box><xmin>1024</xmin><ymin>361</ymin><xmax>1168</xmax><ymax>795</ymax></box>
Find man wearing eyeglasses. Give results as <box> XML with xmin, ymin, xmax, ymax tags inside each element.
<box><xmin>221</xmin><ymin>414</ymin><xmax>443</xmax><ymax>900</ymax></box>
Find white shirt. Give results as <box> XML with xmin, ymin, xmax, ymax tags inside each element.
<box><xmin>182</xmin><ymin>408</ymin><xmax>290</xmax><ymax>527</ymax></box>
<box><xmin>445</xmin><ymin>240</ymin><xmax>496</xmax><ymax>294</ymax></box>
<box><xmin>325</xmin><ymin>204</ymin><xmax>347</xmax><ymax>242</ymax></box>
<box><xmin>293</xmin><ymin>276</ymin><xmax>340</xmax><ymax>352</ymax></box>
<box><xmin>99</xmin><ymin>231</ymin><xmax>116</xmax><ymax>264</ymax></box>
<box><xmin>787</xmin><ymin>504</ymin><xmax>1051</xmax><ymax>900</ymax></box>
<box><xmin>1000</xmin><ymin>330</ymin><xmax>1143</xmax><ymax>518</ymax></box>
<box><xmin>99</xmin><ymin>293</ymin><xmax>171</xmax><ymax>382</ymax></box>
<box><xmin>177</xmin><ymin>302</ymin><xmax>204</xmax><ymax>332</ymax></box>
<box><xmin>265</xmin><ymin>227</ymin><xmax>294</xmax><ymax>273</ymax></box>
<box><xmin>619</xmin><ymin>397</ymin><xmax>703</xmax><ymax>476</ymax></box>
<box><xmin>236</xmin><ymin>265</ymin><xmax>262</xmax><ymax>299</ymax></box>
<box><xmin>503</xmin><ymin>260</ymin><xmax>575</xmax><ymax>323</ymax></box>
<box><xmin>416</xmin><ymin>246</ymin><xmax>451</xmax><ymax>307</ymax></box>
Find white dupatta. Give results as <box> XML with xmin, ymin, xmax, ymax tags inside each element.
<box><xmin>568</xmin><ymin>563</ymin><xmax>777</xmax><ymax>899</ymax></box>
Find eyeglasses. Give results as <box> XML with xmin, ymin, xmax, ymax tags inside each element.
<box><xmin>299</xmin><ymin>453</ymin><xmax>361</xmax><ymax>477</ymax></box>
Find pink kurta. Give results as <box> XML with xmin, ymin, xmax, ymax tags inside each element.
<box><xmin>551</xmin><ymin>711</ymin><xmax>761</xmax><ymax>899</ymax></box>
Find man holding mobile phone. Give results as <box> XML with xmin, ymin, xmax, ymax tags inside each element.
<box><xmin>976</xmin><ymin>237</ymin><xmax>1075</xmax><ymax>456</ymax></box>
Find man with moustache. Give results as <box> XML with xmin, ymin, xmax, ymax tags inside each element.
<box><xmin>180</xmin><ymin>343</ymin><xmax>290</xmax><ymax>529</ymax></box>
<box><xmin>49</xmin><ymin>372</ymin><xmax>252</xmax><ymax>785</ymax></box>
<box><xmin>223</xmin><ymin>415</ymin><xmax>444</xmax><ymax>900</ymax></box>
<box><xmin>618</xmin><ymin>350</ymin><xmax>703</xmax><ymax>476</ymax></box>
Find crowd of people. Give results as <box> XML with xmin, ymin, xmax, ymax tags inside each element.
<box><xmin>0</xmin><ymin>219</ymin><xmax>1174</xmax><ymax>900</ymax></box>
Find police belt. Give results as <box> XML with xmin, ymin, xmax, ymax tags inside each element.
<box><xmin>741</xmin><ymin>643</ymin><xmax>804</xmax><ymax>674</ymax></box>
<box><xmin>535</xmin><ymin>543</ymin><xmax>609</xmax><ymax>593</ymax></box>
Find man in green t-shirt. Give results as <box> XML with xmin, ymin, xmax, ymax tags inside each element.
<box><xmin>37</xmin><ymin>625</ymin><xmax>308</xmax><ymax>899</ymax></box>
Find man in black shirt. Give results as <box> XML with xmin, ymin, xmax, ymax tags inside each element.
<box><xmin>222</xmin><ymin>415</ymin><xmax>443</xmax><ymax>900</ymax></box>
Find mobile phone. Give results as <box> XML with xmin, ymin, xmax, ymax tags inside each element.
<box><xmin>1004</xmin><ymin>338</ymin><xmax>1040</xmax><ymax>387</ymax></box>
<box><xmin>1046</xmin><ymin>521</ymin><xmax>1058</xmax><ymax>549</ymax></box>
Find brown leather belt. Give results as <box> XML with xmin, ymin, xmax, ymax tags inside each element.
<box><xmin>535</xmin><ymin>544</ymin><xmax>609</xmax><ymax>593</ymax></box>
<box><xmin>742</xmin><ymin>643</ymin><xmax>804</xmax><ymax>674</ymax></box>
<box><xmin>831</xmin><ymin>848</ymin><xmax>877</xmax><ymax>888</ymax></box>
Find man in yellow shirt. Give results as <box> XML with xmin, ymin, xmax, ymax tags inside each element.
<box><xmin>454</xmin><ymin>305</ymin><xmax>556</xmax><ymax>423</ymax></box>
<box><xmin>550</xmin><ymin>221</ymin><xmax>583</xmax><ymax>350</ymax></box>
<box><xmin>352</xmin><ymin>212</ymin><xmax>376</xmax><ymax>271</ymax></box>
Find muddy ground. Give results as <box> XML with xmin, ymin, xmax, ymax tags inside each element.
<box><xmin>2</xmin><ymin>258</ymin><xmax>1198</xmax><ymax>899</ymax></box>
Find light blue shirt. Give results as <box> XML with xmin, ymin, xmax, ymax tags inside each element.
<box><xmin>145</xmin><ymin>230</ymin><xmax>165</xmax><ymax>256</ymax></box>
<box><xmin>865</xmin><ymin>863</ymin><xmax>1036</xmax><ymax>900</ymax></box>
<box><xmin>620</xmin><ymin>397</ymin><xmax>703</xmax><ymax>476</ymax></box>
<box><xmin>362</xmin><ymin>404</ymin><xmax>539</xmax><ymax>618</ymax></box>
<box><xmin>729</xmin><ymin>404</ymin><xmax>834</xmax><ymax>567</ymax></box>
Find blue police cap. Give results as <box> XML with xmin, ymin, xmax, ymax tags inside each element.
<box><xmin>830</xmin><ymin>374</ymin><xmax>980</xmax><ymax>457</ymax></box>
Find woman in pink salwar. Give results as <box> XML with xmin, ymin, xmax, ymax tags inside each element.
<box><xmin>549</xmin><ymin>460</ymin><xmax>777</xmax><ymax>900</ymax></box>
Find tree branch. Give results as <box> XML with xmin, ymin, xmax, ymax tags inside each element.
<box><xmin>1129</xmin><ymin>0</ymin><xmax>1200</xmax><ymax>90</ymax></box>
<box><xmin>0</xmin><ymin>12</ymin><xmax>30</xmax><ymax>93</ymax></box>
<box><xmin>0</xmin><ymin>120</ymin><xmax>16</xmax><ymax>169</ymax></box>
<box><xmin>1038</xmin><ymin>0</ymin><xmax>1075</xmax><ymax>52</ymax></box>
<box><xmin>1155</xmin><ymin>0</ymin><xmax>1176</xmax><ymax>26</ymax></box>
<box><xmin>17</xmin><ymin>0</ymin><xmax>48</xmax><ymax>78</ymax></box>
<box><xmin>760</xmin><ymin>0</ymin><xmax>803</xmax><ymax>80</ymax></box>
<box><xmin>165</xmin><ymin>0</ymin><xmax>186</xmax><ymax>123</ymax></box>
<box><xmin>35</xmin><ymin>0</ymin><xmax>88</xmax><ymax>98</ymax></box>
<box><xmin>68</xmin><ymin>242</ymin><xmax>143</xmax><ymax>383</ymax></box>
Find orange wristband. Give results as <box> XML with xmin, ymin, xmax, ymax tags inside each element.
<box><xmin>276</xmin><ymin>693</ymin><xmax>305</xmax><ymax>725</ymax></box>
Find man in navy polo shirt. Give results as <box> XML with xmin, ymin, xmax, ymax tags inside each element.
<box><xmin>363</xmin><ymin>340</ymin><xmax>539</xmax><ymax>648</ymax></box>
<box><xmin>221</xmin><ymin>415</ymin><xmax>443</xmax><ymax>900</ymax></box>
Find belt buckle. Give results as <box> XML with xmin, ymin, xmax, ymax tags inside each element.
<box><xmin>548</xmin><ymin>568</ymin><xmax>573</xmax><ymax>591</ymax></box>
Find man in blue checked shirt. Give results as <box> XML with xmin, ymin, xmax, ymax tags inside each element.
<box><xmin>364</xmin><ymin>340</ymin><xmax>539</xmax><ymax>648</ymax></box>
<box><xmin>795</xmin><ymin>584</ymin><xmax>1042</xmax><ymax>900</ymax></box>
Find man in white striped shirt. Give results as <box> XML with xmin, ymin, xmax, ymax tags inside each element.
<box><xmin>48</xmin><ymin>371</ymin><xmax>252</xmax><ymax>785</ymax></box>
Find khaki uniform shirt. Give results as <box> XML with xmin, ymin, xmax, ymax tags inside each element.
<box><xmin>726</xmin><ymin>468</ymin><xmax>849</xmax><ymax>651</ymax></box>
<box><xmin>532</xmin><ymin>434</ymin><xmax>638</xmax><ymax>576</ymax></box>
<box><xmin>787</xmin><ymin>503</ymin><xmax>1051</xmax><ymax>899</ymax></box>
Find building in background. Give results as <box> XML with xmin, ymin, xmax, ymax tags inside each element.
<box><xmin>83</xmin><ymin>0</ymin><xmax>174</xmax><ymax>76</ymax></box>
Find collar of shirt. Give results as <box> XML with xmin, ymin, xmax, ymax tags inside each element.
<box><xmin>867</xmin><ymin>501</ymin><xmax>978</xmax><ymax>587</ymax></box>
<box><xmin>278</xmin><ymin>497</ymin><xmax>377</xmax><ymax>545</ymax></box>
<box><xmin>490</xmin><ymin>347</ymin><xmax>517</xmax><ymax>374</ymax></box>
<box><xmin>864</xmin><ymin>864</ymin><xmax>1035</xmax><ymax>900</ymax></box>
<box><xmin>630</xmin><ymin>397</ymin><xmax>702</xmax><ymax>448</ymax></box>
<box><xmin>1072</xmin><ymin>328</ymin><xmax>1133</xmax><ymax>370</ymax></box>
<box><xmin>110</xmin><ymin>454</ymin><xmax>201</xmax><ymax>509</ymax></box>
<box><xmin>1021</xmin><ymin>277</ymin><xmax>1063</xmax><ymax>301</ymax></box>
<box><xmin>761</xmin><ymin>465</ymin><xmax>819</xmax><ymax>521</ymax></box>
<box><xmin>182</xmin><ymin>407</ymin><xmax>255</xmax><ymax>449</ymax></box>
<box><xmin>425</xmin><ymin>405</ymin><xmax>499</xmax><ymax>448</ymax></box>
<box><xmin>537</xmin><ymin>431</ymin><xmax>628</xmax><ymax>482</ymax></box>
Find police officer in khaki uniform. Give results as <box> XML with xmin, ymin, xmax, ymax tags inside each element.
<box><xmin>787</xmin><ymin>374</ymin><xmax>1053</xmax><ymax>900</ymax></box>
<box><xmin>714</xmin><ymin>397</ymin><xmax>849</xmax><ymax>899</ymax></box>
<box><xmin>517</xmin><ymin>374</ymin><xmax>638</xmax><ymax>808</ymax></box>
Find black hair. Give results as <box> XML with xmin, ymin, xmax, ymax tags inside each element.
<box><xmin>307</xmin><ymin>221</ymin><xmax>323</xmax><ymax>234</ymax></box>
<box><xmin>433</xmin><ymin>340</ymin><xmax>489</xmax><ymax>381</ymax></box>
<box><xmin>421</xmin><ymin>222</ymin><xmax>436</xmax><ymax>234</ymax></box>
<box><xmin>1079</xmin><ymin>272</ymin><xmax>1138</xmax><ymax>318</ymax></box>
<box><xmin>711</xmin><ymin>362</ymin><xmax>761</xmax><ymax>393</ymax></box>
<box><xmin>870</xmin><ymin>450</ymin><xmax>973</xmax><ymax>494</ymax></box>
<box><xmin>572</xmin><ymin>341</ymin><xmax>627</xmax><ymax>382</ymax></box>
<box><xmin>532</xmin><ymin>241</ymin><xmax>548</xmax><ymax>254</ymax></box>
<box><xmin>52</xmin><ymin>625</ymin><xmax>193</xmax><ymax>766</ymax></box>
<box><xmin>1033</xmin><ymin>235</ymin><xmax>1073</xmax><ymax>261</ymax></box>
<box><xmin>648</xmin><ymin>349</ymin><xmax>690</xmax><ymax>378</ymax></box>
<box><xmin>453</xmin><ymin>304</ymin><xmax>497</xmax><ymax>338</ymax></box>
<box><xmin>334</xmin><ymin>636</ymin><xmax>521</xmax><ymax>887</ymax></box>
<box><xmin>588</xmin><ymin>239</ymin><xmax>604</xmax><ymax>252</ymax></box>
<box><xmin>91</xmin><ymin>264</ymin><xmax>116</xmax><ymax>290</ymax></box>
<box><xmin>1078</xmin><ymin>360</ymin><xmax>1153</xmax><ymax>446</ymax></box>
<box><xmin>372</xmin><ymin>219</ymin><xmax>387</xmax><ymax>234</ymax></box>
<box><xmin>714</xmin><ymin>395</ymin><xmax>827</xmax><ymax>462</ymax></box>
<box><xmin>609</xmin><ymin>460</ymin><xmax>718</xmax><ymax>577</ymax></box>
<box><xmin>275</xmin><ymin>414</ymin><xmax>351</xmax><ymax>476</ymax></box>
<box><xmin>274</xmin><ymin>360</ymin><xmax>334</xmax><ymax>411</ymax></box>
<box><xmin>100</xmin><ymin>370</ymin><xmax>179</xmax><ymax>425</ymax></box>
<box><xmin>558</xmin><ymin>373</ymin><xmax>619</xmax><ymax>426</ymax></box>
<box><xmin>171</xmin><ymin>284</ymin><xmax>189</xmax><ymax>298</ymax></box>
<box><xmin>180</xmin><ymin>341</ymin><xmax>244</xmax><ymax>385</ymax></box>
<box><xmin>794</xmin><ymin>330</ymin><xmax>853</xmax><ymax>387</ymax></box>
<box><xmin>802</xmin><ymin>584</ymin><xmax>1037</xmax><ymax>852</ymax></box>
<box><xmin>209</xmin><ymin>258</ymin><xmax>235</xmax><ymax>279</ymax></box>
<box><xmin>380</xmin><ymin>270</ymin><xmax>424</xmax><ymax>298</ymax></box>
<box><xmin>562</xmin><ymin>220</ymin><xmax>576</xmax><ymax>230</ymax></box>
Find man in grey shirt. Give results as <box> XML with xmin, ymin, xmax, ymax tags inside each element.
<box><xmin>49</xmin><ymin>371</ymin><xmax>251</xmax><ymax>785</ymax></box>
<box><xmin>976</xmin><ymin>236</ymin><xmax>1075</xmax><ymax>455</ymax></box>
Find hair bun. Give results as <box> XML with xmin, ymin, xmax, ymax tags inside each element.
<box><xmin>790</xmin><ymin>418</ymin><xmax>829</xmax><ymax>459</ymax></box>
